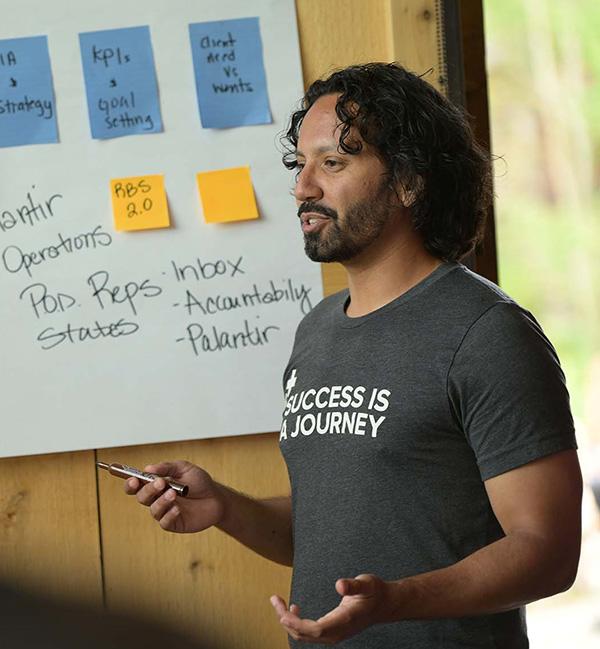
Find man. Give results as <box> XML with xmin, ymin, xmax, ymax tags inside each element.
<box><xmin>126</xmin><ymin>63</ymin><xmax>582</xmax><ymax>647</ymax></box>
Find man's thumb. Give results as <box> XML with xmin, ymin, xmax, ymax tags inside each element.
<box><xmin>337</xmin><ymin>574</ymin><xmax>377</xmax><ymax>597</ymax></box>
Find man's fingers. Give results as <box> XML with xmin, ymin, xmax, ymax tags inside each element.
<box><xmin>124</xmin><ymin>477</ymin><xmax>139</xmax><ymax>495</ymax></box>
<box><xmin>270</xmin><ymin>595</ymin><xmax>304</xmax><ymax>641</ymax></box>
<box><xmin>337</xmin><ymin>578</ymin><xmax>366</xmax><ymax>596</ymax></box>
<box><xmin>270</xmin><ymin>595</ymin><xmax>288</xmax><ymax>617</ymax></box>
<box><xmin>134</xmin><ymin>478</ymin><xmax>169</xmax><ymax>506</ymax></box>
<box><xmin>158</xmin><ymin>504</ymin><xmax>180</xmax><ymax>530</ymax></box>
<box><xmin>282</xmin><ymin>615</ymin><xmax>325</xmax><ymax>640</ymax></box>
<box><xmin>283</xmin><ymin>606</ymin><xmax>355</xmax><ymax>643</ymax></box>
<box><xmin>272</xmin><ymin>601</ymin><xmax>348</xmax><ymax>643</ymax></box>
<box><xmin>336</xmin><ymin>574</ymin><xmax>376</xmax><ymax>596</ymax></box>
<box><xmin>149</xmin><ymin>488</ymin><xmax>178</xmax><ymax>521</ymax></box>
<box><xmin>316</xmin><ymin>603</ymin><xmax>353</xmax><ymax>629</ymax></box>
<box><xmin>270</xmin><ymin>596</ymin><xmax>302</xmax><ymax>621</ymax></box>
<box><xmin>144</xmin><ymin>461</ymin><xmax>181</xmax><ymax>477</ymax></box>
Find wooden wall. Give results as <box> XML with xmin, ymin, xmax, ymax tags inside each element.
<box><xmin>0</xmin><ymin>2</ymin><xmax>488</xmax><ymax>648</ymax></box>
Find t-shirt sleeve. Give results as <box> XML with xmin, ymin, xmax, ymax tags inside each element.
<box><xmin>447</xmin><ymin>301</ymin><xmax>577</xmax><ymax>481</ymax></box>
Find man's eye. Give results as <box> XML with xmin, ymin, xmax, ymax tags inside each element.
<box><xmin>294</xmin><ymin>163</ymin><xmax>305</xmax><ymax>178</ymax></box>
<box><xmin>324</xmin><ymin>159</ymin><xmax>341</xmax><ymax>169</ymax></box>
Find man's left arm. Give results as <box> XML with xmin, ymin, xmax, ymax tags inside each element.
<box><xmin>271</xmin><ymin>449</ymin><xmax>582</xmax><ymax>644</ymax></box>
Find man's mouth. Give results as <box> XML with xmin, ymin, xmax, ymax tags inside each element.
<box><xmin>300</xmin><ymin>212</ymin><xmax>330</xmax><ymax>234</ymax></box>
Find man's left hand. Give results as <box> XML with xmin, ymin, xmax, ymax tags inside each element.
<box><xmin>270</xmin><ymin>574</ymin><xmax>391</xmax><ymax>644</ymax></box>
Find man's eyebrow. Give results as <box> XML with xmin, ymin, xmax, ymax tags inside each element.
<box><xmin>295</xmin><ymin>145</ymin><xmax>342</xmax><ymax>157</ymax></box>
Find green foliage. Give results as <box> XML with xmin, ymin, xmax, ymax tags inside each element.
<box><xmin>484</xmin><ymin>0</ymin><xmax>600</xmax><ymax>421</ymax></box>
<box><xmin>495</xmin><ymin>198</ymin><xmax>600</xmax><ymax>414</ymax></box>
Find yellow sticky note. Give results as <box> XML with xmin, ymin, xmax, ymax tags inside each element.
<box><xmin>110</xmin><ymin>175</ymin><xmax>170</xmax><ymax>232</ymax></box>
<box><xmin>196</xmin><ymin>166</ymin><xmax>259</xmax><ymax>224</ymax></box>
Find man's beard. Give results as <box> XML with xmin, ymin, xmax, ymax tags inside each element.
<box><xmin>301</xmin><ymin>183</ymin><xmax>393</xmax><ymax>263</ymax></box>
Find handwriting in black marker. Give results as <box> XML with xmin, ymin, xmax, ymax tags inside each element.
<box><xmin>179</xmin><ymin>278</ymin><xmax>313</xmax><ymax>317</ymax></box>
<box><xmin>0</xmin><ymin>51</ymin><xmax>17</xmax><ymax>66</ymax></box>
<box><xmin>1</xmin><ymin>225</ymin><xmax>112</xmax><ymax>277</ymax></box>
<box><xmin>92</xmin><ymin>45</ymin><xmax>131</xmax><ymax>67</ymax></box>
<box><xmin>19</xmin><ymin>282</ymin><xmax>76</xmax><ymax>319</ymax></box>
<box><xmin>37</xmin><ymin>318</ymin><xmax>139</xmax><ymax>350</ymax></box>
<box><xmin>0</xmin><ymin>185</ymin><xmax>63</xmax><ymax>234</ymax></box>
<box><xmin>176</xmin><ymin>317</ymin><xmax>280</xmax><ymax>356</ymax></box>
<box><xmin>170</xmin><ymin>255</ymin><xmax>245</xmax><ymax>282</ymax></box>
<box><xmin>200</xmin><ymin>30</ymin><xmax>254</xmax><ymax>94</ymax></box>
<box><xmin>87</xmin><ymin>270</ymin><xmax>162</xmax><ymax>316</ymax></box>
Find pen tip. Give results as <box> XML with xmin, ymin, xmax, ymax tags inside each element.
<box><xmin>96</xmin><ymin>461</ymin><xmax>109</xmax><ymax>470</ymax></box>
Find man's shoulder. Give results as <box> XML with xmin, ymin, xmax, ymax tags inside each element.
<box><xmin>439</xmin><ymin>263</ymin><xmax>514</xmax><ymax>305</ymax></box>
<box><xmin>430</xmin><ymin>263</ymin><xmax>520</xmax><ymax>324</ymax></box>
<box><xmin>442</xmin><ymin>266</ymin><xmax>560</xmax><ymax>383</ymax></box>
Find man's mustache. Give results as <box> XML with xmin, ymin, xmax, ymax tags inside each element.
<box><xmin>297</xmin><ymin>202</ymin><xmax>338</xmax><ymax>221</ymax></box>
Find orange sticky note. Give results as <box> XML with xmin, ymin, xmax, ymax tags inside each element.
<box><xmin>196</xmin><ymin>166</ymin><xmax>259</xmax><ymax>223</ymax></box>
<box><xmin>110</xmin><ymin>175</ymin><xmax>170</xmax><ymax>231</ymax></box>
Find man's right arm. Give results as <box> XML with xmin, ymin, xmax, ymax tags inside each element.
<box><xmin>216</xmin><ymin>486</ymin><xmax>293</xmax><ymax>566</ymax></box>
<box><xmin>125</xmin><ymin>460</ymin><xmax>293</xmax><ymax>567</ymax></box>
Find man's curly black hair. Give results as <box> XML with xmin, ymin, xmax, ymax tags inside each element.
<box><xmin>281</xmin><ymin>63</ymin><xmax>493</xmax><ymax>262</ymax></box>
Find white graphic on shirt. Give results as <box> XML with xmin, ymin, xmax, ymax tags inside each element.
<box><xmin>280</xmin><ymin>371</ymin><xmax>390</xmax><ymax>442</ymax></box>
<box><xmin>285</xmin><ymin>368</ymin><xmax>298</xmax><ymax>399</ymax></box>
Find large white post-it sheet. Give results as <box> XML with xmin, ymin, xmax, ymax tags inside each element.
<box><xmin>0</xmin><ymin>0</ymin><xmax>322</xmax><ymax>458</ymax></box>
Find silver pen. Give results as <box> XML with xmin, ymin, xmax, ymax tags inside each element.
<box><xmin>96</xmin><ymin>461</ymin><xmax>189</xmax><ymax>497</ymax></box>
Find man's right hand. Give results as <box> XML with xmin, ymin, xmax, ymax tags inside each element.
<box><xmin>125</xmin><ymin>459</ymin><xmax>294</xmax><ymax>565</ymax></box>
<box><xmin>124</xmin><ymin>460</ymin><xmax>225</xmax><ymax>534</ymax></box>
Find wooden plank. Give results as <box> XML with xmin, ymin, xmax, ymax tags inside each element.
<box><xmin>295</xmin><ymin>0</ymin><xmax>393</xmax><ymax>86</ymax></box>
<box><xmin>0</xmin><ymin>451</ymin><xmax>102</xmax><ymax>608</ymax></box>
<box><xmin>459</xmin><ymin>0</ymin><xmax>498</xmax><ymax>282</ymax></box>
<box><xmin>386</xmin><ymin>0</ymin><xmax>445</xmax><ymax>91</ymax></box>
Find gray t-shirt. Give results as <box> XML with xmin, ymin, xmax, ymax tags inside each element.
<box><xmin>279</xmin><ymin>262</ymin><xmax>576</xmax><ymax>649</ymax></box>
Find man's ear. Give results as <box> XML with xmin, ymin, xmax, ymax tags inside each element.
<box><xmin>396</xmin><ymin>177</ymin><xmax>423</xmax><ymax>208</ymax></box>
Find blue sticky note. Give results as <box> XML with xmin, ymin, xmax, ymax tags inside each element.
<box><xmin>189</xmin><ymin>17</ymin><xmax>272</xmax><ymax>129</ymax></box>
<box><xmin>0</xmin><ymin>35</ymin><xmax>58</xmax><ymax>148</ymax></box>
<box><xmin>79</xmin><ymin>26</ymin><xmax>162</xmax><ymax>139</ymax></box>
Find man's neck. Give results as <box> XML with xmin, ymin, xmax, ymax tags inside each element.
<box><xmin>343</xmin><ymin>229</ymin><xmax>443</xmax><ymax>318</ymax></box>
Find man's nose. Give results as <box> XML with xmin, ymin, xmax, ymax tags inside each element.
<box><xmin>294</xmin><ymin>165</ymin><xmax>323</xmax><ymax>203</ymax></box>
